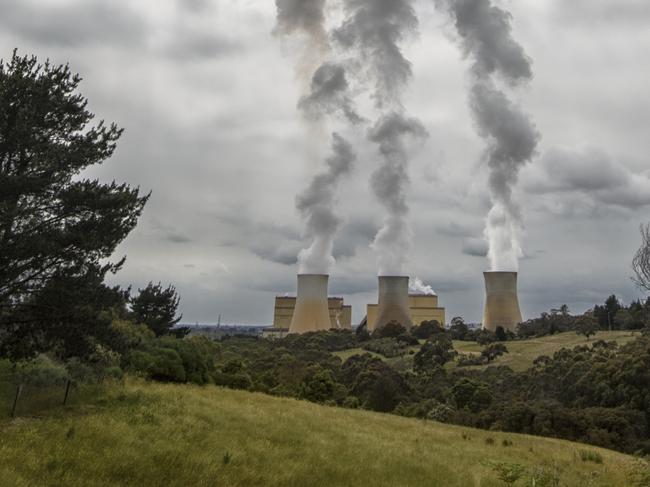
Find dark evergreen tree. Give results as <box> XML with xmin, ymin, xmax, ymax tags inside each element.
<box><xmin>0</xmin><ymin>51</ymin><xmax>148</xmax><ymax>359</ymax></box>
<box><xmin>131</xmin><ymin>282</ymin><xmax>184</xmax><ymax>337</ymax></box>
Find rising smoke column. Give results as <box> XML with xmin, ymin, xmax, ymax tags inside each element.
<box><xmin>437</xmin><ymin>0</ymin><xmax>539</xmax><ymax>271</ymax></box>
<box><xmin>334</xmin><ymin>0</ymin><xmax>427</xmax><ymax>276</ymax></box>
<box><xmin>274</xmin><ymin>0</ymin><xmax>360</xmax><ymax>274</ymax></box>
<box><xmin>274</xmin><ymin>0</ymin><xmax>329</xmax><ymax>77</ymax></box>
<box><xmin>296</xmin><ymin>134</ymin><xmax>356</xmax><ymax>273</ymax></box>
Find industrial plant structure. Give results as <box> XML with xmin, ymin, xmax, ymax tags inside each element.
<box><xmin>273</xmin><ymin>295</ymin><xmax>352</xmax><ymax>330</ymax></box>
<box><xmin>370</xmin><ymin>276</ymin><xmax>413</xmax><ymax>331</ymax></box>
<box><xmin>276</xmin><ymin>274</ymin><xmax>353</xmax><ymax>334</ymax></box>
<box><xmin>366</xmin><ymin>292</ymin><xmax>446</xmax><ymax>332</ymax></box>
<box><xmin>482</xmin><ymin>271</ymin><xmax>523</xmax><ymax>332</ymax></box>
<box><xmin>289</xmin><ymin>274</ymin><xmax>332</xmax><ymax>334</ymax></box>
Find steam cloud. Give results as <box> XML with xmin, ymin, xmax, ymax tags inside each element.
<box><xmin>410</xmin><ymin>277</ymin><xmax>436</xmax><ymax>295</ymax></box>
<box><xmin>296</xmin><ymin>134</ymin><xmax>356</xmax><ymax>273</ymax></box>
<box><xmin>274</xmin><ymin>0</ymin><xmax>328</xmax><ymax>60</ymax></box>
<box><xmin>437</xmin><ymin>0</ymin><xmax>540</xmax><ymax>271</ymax></box>
<box><xmin>335</xmin><ymin>0</ymin><xmax>427</xmax><ymax>276</ymax></box>
<box><xmin>275</xmin><ymin>0</ymin><xmax>359</xmax><ymax>274</ymax></box>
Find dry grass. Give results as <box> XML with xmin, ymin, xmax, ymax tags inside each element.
<box><xmin>453</xmin><ymin>331</ymin><xmax>641</xmax><ymax>371</ymax></box>
<box><xmin>0</xmin><ymin>379</ymin><xmax>645</xmax><ymax>486</ymax></box>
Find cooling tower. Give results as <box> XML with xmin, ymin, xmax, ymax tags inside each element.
<box><xmin>482</xmin><ymin>271</ymin><xmax>523</xmax><ymax>332</ymax></box>
<box><xmin>289</xmin><ymin>274</ymin><xmax>332</xmax><ymax>334</ymax></box>
<box><xmin>373</xmin><ymin>276</ymin><xmax>413</xmax><ymax>331</ymax></box>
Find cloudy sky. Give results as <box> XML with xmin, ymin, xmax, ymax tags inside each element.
<box><xmin>2</xmin><ymin>0</ymin><xmax>649</xmax><ymax>324</ymax></box>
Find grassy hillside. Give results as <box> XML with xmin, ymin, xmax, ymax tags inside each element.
<box><xmin>453</xmin><ymin>331</ymin><xmax>641</xmax><ymax>371</ymax></box>
<box><xmin>333</xmin><ymin>331</ymin><xmax>640</xmax><ymax>372</ymax></box>
<box><xmin>1</xmin><ymin>380</ymin><xmax>646</xmax><ymax>486</ymax></box>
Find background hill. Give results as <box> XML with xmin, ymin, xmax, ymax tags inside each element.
<box><xmin>333</xmin><ymin>330</ymin><xmax>640</xmax><ymax>371</ymax></box>
<box><xmin>1</xmin><ymin>380</ymin><xmax>646</xmax><ymax>487</ymax></box>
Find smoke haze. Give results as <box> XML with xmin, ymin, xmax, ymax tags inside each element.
<box><xmin>296</xmin><ymin>133</ymin><xmax>356</xmax><ymax>273</ymax></box>
<box><xmin>438</xmin><ymin>0</ymin><xmax>540</xmax><ymax>271</ymax></box>
<box><xmin>369</xmin><ymin>113</ymin><xmax>427</xmax><ymax>275</ymax></box>
<box><xmin>275</xmin><ymin>0</ymin><xmax>360</xmax><ymax>275</ymax></box>
<box><xmin>298</xmin><ymin>62</ymin><xmax>363</xmax><ymax>125</ymax></box>
<box><xmin>335</xmin><ymin>0</ymin><xmax>426</xmax><ymax>276</ymax></box>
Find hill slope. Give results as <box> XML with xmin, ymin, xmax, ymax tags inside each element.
<box><xmin>453</xmin><ymin>331</ymin><xmax>641</xmax><ymax>371</ymax></box>
<box><xmin>333</xmin><ymin>331</ymin><xmax>640</xmax><ymax>372</ymax></box>
<box><xmin>0</xmin><ymin>380</ymin><xmax>645</xmax><ymax>486</ymax></box>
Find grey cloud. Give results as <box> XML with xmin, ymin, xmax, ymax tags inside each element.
<box><xmin>0</xmin><ymin>0</ymin><xmax>144</xmax><ymax>47</ymax></box>
<box><xmin>250</xmin><ymin>241</ymin><xmax>301</xmax><ymax>266</ymax></box>
<box><xmin>178</xmin><ymin>0</ymin><xmax>210</xmax><ymax>13</ymax></box>
<box><xmin>462</xmin><ymin>237</ymin><xmax>488</xmax><ymax>257</ymax></box>
<box><xmin>434</xmin><ymin>221</ymin><xmax>479</xmax><ymax>238</ymax></box>
<box><xmin>559</xmin><ymin>0</ymin><xmax>650</xmax><ymax>25</ymax></box>
<box><xmin>330</xmin><ymin>275</ymin><xmax>377</xmax><ymax>295</ymax></box>
<box><xmin>523</xmin><ymin>148</ymin><xmax>650</xmax><ymax>210</ymax></box>
<box><xmin>165</xmin><ymin>32</ymin><xmax>240</xmax><ymax>60</ymax></box>
<box><xmin>167</xmin><ymin>234</ymin><xmax>192</xmax><ymax>244</ymax></box>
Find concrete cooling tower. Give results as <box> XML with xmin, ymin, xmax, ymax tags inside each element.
<box><xmin>374</xmin><ymin>276</ymin><xmax>413</xmax><ymax>331</ymax></box>
<box><xmin>482</xmin><ymin>271</ymin><xmax>523</xmax><ymax>332</ymax></box>
<box><xmin>289</xmin><ymin>274</ymin><xmax>332</xmax><ymax>334</ymax></box>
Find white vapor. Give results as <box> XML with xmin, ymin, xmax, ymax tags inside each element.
<box><xmin>335</xmin><ymin>0</ymin><xmax>427</xmax><ymax>276</ymax></box>
<box><xmin>437</xmin><ymin>0</ymin><xmax>540</xmax><ymax>271</ymax></box>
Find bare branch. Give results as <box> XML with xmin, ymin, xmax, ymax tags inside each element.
<box><xmin>632</xmin><ymin>223</ymin><xmax>650</xmax><ymax>292</ymax></box>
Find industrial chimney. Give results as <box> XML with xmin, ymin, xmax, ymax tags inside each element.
<box><xmin>289</xmin><ymin>274</ymin><xmax>332</xmax><ymax>334</ymax></box>
<box><xmin>373</xmin><ymin>276</ymin><xmax>413</xmax><ymax>332</ymax></box>
<box><xmin>482</xmin><ymin>271</ymin><xmax>523</xmax><ymax>332</ymax></box>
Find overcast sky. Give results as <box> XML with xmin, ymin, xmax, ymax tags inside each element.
<box><xmin>2</xmin><ymin>0</ymin><xmax>649</xmax><ymax>324</ymax></box>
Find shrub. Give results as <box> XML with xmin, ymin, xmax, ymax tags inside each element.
<box><xmin>529</xmin><ymin>466</ymin><xmax>561</xmax><ymax>487</ymax></box>
<box><xmin>489</xmin><ymin>462</ymin><xmax>525</xmax><ymax>484</ymax></box>
<box><xmin>374</xmin><ymin>321</ymin><xmax>406</xmax><ymax>339</ymax></box>
<box><xmin>412</xmin><ymin>320</ymin><xmax>443</xmax><ymax>339</ymax></box>
<box><xmin>579</xmin><ymin>450</ymin><xmax>603</xmax><ymax>464</ymax></box>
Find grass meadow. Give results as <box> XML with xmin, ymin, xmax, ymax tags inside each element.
<box><xmin>1</xmin><ymin>378</ymin><xmax>646</xmax><ymax>486</ymax></box>
<box><xmin>333</xmin><ymin>331</ymin><xmax>641</xmax><ymax>372</ymax></box>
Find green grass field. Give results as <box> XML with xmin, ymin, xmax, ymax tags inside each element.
<box><xmin>333</xmin><ymin>331</ymin><xmax>641</xmax><ymax>372</ymax></box>
<box><xmin>1</xmin><ymin>379</ymin><xmax>647</xmax><ymax>486</ymax></box>
<box><xmin>453</xmin><ymin>331</ymin><xmax>641</xmax><ymax>371</ymax></box>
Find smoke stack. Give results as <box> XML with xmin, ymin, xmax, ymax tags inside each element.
<box><xmin>374</xmin><ymin>276</ymin><xmax>413</xmax><ymax>331</ymax></box>
<box><xmin>289</xmin><ymin>274</ymin><xmax>332</xmax><ymax>334</ymax></box>
<box><xmin>482</xmin><ymin>271</ymin><xmax>523</xmax><ymax>332</ymax></box>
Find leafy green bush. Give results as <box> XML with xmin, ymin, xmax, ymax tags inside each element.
<box><xmin>579</xmin><ymin>450</ymin><xmax>603</xmax><ymax>464</ymax></box>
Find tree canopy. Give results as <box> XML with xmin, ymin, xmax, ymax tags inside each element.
<box><xmin>0</xmin><ymin>51</ymin><xmax>148</xmax><ymax>360</ymax></box>
<box><xmin>0</xmin><ymin>51</ymin><xmax>148</xmax><ymax>304</ymax></box>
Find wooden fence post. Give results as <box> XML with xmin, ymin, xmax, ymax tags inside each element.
<box><xmin>11</xmin><ymin>383</ymin><xmax>23</xmax><ymax>418</ymax></box>
<box><xmin>63</xmin><ymin>379</ymin><xmax>72</xmax><ymax>406</ymax></box>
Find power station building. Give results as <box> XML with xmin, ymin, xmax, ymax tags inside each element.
<box><xmin>365</xmin><ymin>293</ymin><xmax>446</xmax><ymax>332</ymax></box>
<box><xmin>272</xmin><ymin>295</ymin><xmax>352</xmax><ymax>329</ymax></box>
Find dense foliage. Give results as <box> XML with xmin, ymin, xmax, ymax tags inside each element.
<box><xmin>0</xmin><ymin>51</ymin><xmax>148</xmax><ymax>360</ymax></box>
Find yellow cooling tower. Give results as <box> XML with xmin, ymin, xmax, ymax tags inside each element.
<box><xmin>374</xmin><ymin>276</ymin><xmax>413</xmax><ymax>331</ymax></box>
<box><xmin>289</xmin><ymin>274</ymin><xmax>332</xmax><ymax>334</ymax></box>
<box><xmin>482</xmin><ymin>271</ymin><xmax>523</xmax><ymax>332</ymax></box>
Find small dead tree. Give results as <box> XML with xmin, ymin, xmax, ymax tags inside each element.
<box><xmin>632</xmin><ymin>224</ymin><xmax>650</xmax><ymax>292</ymax></box>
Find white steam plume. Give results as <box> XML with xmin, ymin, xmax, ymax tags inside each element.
<box><xmin>335</xmin><ymin>0</ymin><xmax>427</xmax><ymax>276</ymax></box>
<box><xmin>437</xmin><ymin>0</ymin><xmax>539</xmax><ymax>271</ymax></box>
<box><xmin>275</xmin><ymin>0</ymin><xmax>360</xmax><ymax>275</ymax></box>
<box><xmin>296</xmin><ymin>134</ymin><xmax>356</xmax><ymax>273</ymax></box>
<box><xmin>410</xmin><ymin>277</ymin><xmax>436</xmax><ymax>295</ymax></box>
